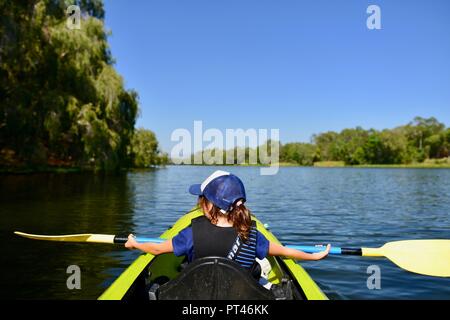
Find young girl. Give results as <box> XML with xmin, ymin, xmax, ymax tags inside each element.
<box><xmin>125</xmin><ymin>170</ymin><xmax>330</xmax><ymax>269</ymax></box>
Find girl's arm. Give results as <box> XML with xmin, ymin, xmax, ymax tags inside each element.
<box><xmin>125</xmin><ymin>234</ymin><xmax>173</xmax><ymax>255</ymax></box>
<box><xmin>269</xmin><ymin>242</ymin><xmax>330</xmax><ymax>261</ymax></box>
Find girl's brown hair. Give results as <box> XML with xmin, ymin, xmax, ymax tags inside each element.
<box><xmin>198</xmin><ymin>196</ymin><xmax>253</xmax><ymax>241</ymax></box>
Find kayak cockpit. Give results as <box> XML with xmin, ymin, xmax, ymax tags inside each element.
<box><xmin>154</xmin><ymin>257</ymin><xmax>275</xmax><ymax>300</ymax></box>
<box><xmin>98</xmin><ymin>211</ymin><xmax>327</xmax><ymax>300</ymax></box>
<box><xmin>118</xmin><ymin>253</ymin><xmax>306</xmax><ymax>300</ymax></box>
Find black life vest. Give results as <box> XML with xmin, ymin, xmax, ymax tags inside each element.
<box><xmin>191</xmin><ymin>216</ymin><xmax>258</xmax><ymax>270</ymax></box>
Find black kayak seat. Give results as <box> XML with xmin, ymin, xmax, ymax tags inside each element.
<box><xmin>157</xmin><ymin>257</ymin><xmax>275</xmax><ymax>300</ymax></box>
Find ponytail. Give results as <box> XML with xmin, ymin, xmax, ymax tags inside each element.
<box><xmin>198</xmin><ymin>196</ymin><xmax>253</xmax><ymax>241</ymax></box>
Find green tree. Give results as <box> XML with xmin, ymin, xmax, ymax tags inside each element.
<box><xmin>363</xmin><ymin>132</ymin><xmax>383</xmax><ymax>164</ymax></box>
<box><xmin>0</xmin><ymin>0</ymin><xmax>140</xmax><ymax>170</ymax></box>
<box><xmin>130</xmin><ymin>129</ymin><xmax>164</xmax><ymax>168</ymax></box>
<box><xmin>442</xmin><ymin>128</ymin><xmax>450</xmax><ymax>158</ymax></box>
<box><xmin>313</xmin><ymin>131</ymin><xmax>339</xmax><ymax>161</ymax></box>
<box><xmin>425</xmin><ymin>134</ymin><xmax>444</xmax><ymax>158</ymax></box>
<box><xmin>352</xmin><ymin>147</ymin><xmax>367</xmax><ymax>165</ymax></box>
<box><xmin>338</xmin><ymin>127</ymin><xmax>369</xmax><ymax>164</ymax></box>
<box><xmin>403</xmin><ymin>117</ymin><xmax>446</xmax><ymax>160</ymax></box>
<box><xmin>378</xmin><ymin>129</ymin><xmax>409</xmax><ymax>164</ymax></box>
<box><xmin>281</xmin><ymin>143</ymin><xmax>317</xmax><ymax>165</ymax></box>
<box><xmin>313</xmin><ymin>128</ymin><xmax>368</xmax><ymax>164</ymax></box>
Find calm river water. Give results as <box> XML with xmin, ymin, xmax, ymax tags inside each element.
<box><xmin>1</xmin><ymin>166</ymin><xmax>449</xmax><ymax>299</ymax></box>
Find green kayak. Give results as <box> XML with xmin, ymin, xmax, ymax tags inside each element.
<box><xmin>99</xmin><ymin>208</ymin><xmax>328</xmax><ymax>300</ymax></box>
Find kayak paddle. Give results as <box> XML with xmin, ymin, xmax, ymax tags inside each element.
<box><xmin>289</xmin><ymin>240</ymin><xmax>450</xmax><ymax>278</ymax></box>
<box><xmin>13</xmin><ymin>231</ymin><xmax>164</xmax><ymax>244</ymax></box>
<box><xmin>14</xmin><ymin>231</ymin><xmax>450</xmax><ymax>277</ymax></box>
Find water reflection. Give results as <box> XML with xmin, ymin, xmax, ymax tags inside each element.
<box><xmin>1</xmin><ymin>167</ymin><xmax>450</xmax><ymax>299</ymax></box>
<box><xmin>0</xmin><ymin>173</ymin><xmax>135</xmax><ymax>299</ymax></box>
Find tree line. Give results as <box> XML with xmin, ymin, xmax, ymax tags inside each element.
<box><xmin>1</xmin><ymin>2</ymin><xmax>448</xmax><ymax>171</ymax></box>
<box><xmin>179</xmin><ymin>117</ymin><xmax>449</xmax><ymax>166</ymax></box>
<box><xmin>282</xmin><ymin>116</ymin><xmax>450</xmax><ymax>166</ymax></box>
<box><xmin>0</xmin><ymin>0</ymin><xmax>167</xmax><ymax>171</ymax></box>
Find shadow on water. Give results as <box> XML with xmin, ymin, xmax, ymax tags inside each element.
<box><xmin>0</xmin><ymin>172</ymin><xmax>137</xmax><ymax>299</ymax></box>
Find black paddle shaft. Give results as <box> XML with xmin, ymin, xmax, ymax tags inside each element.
<box><xmin>113</xmin><ymin>236</ymin><xmax>129</xmax><ymax>244</ymax></box>
<box><xmin>341</xmin><ymin>248</ymin><xmax>363</xmax><ymax>256</ymax></box>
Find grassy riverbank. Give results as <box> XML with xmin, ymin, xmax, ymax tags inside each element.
<box><xmin>3</xmin><ymin>160</ymin><xmax>450</xmax><ymax>174</ymax></box>
<box><xmin>313</xmin><ymin>159</ymin><xmax>450</xmax><ymax>169</ymax></box>
<box><xmin>224</xmin><ymin>159</ymin><xmax>450</xmax><ymax>169</ymax></box>
<box><xmin>352</xmin><ymin>163</ymin><xmax>450</xmax><ymax>169</ymax></box>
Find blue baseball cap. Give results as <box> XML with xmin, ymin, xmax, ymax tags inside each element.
<box><xmin>189</xmin><ymin>170</ymin><xmax>246</xmax><ymax>213</ymax></box>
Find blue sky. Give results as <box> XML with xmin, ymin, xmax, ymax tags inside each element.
<box><xmin>103</xmin><ymin>0</ymin><xmax>450</xmax><ymax>152</ymax></box>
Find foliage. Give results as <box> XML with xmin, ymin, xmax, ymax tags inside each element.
<box><xmin>131</xmin><ymin>129</ymin><xmax>168</xmax><ymax>167</ymax></box>
<box><xmin>174</xmin><ymin>117</ymin><xmax>449</xmax><ymax>166</ymax></box>
<box><xmin>1</xmin><ymin>2</ymin><xmax>448</xmax><ymax>169</ymax></box>
<box><xmin>0</xmin><ymin>0</ymin><xmax>163</xmax><ymax>171</ymax></box>
<box><xmin>307</xmin><ymin>117</ymin><xmax>448</xmax><ymax>165</ymax></box>
<box><xmin>280</xmin><ymin>143</ymin><xmax>317</xmax><ymax>166</ymax></box>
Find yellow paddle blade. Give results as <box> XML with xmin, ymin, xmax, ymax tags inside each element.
<box><xmin>363</xmin><ymin>240</ymin><xmax>450</xmax><ymax>277</ymax></box>
<box><xmin>14</xmin><ymin>231</ymin><xmax>115</xmax><ymax>244</ymax></box>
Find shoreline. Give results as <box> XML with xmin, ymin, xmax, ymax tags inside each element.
<box><xmin>0</xmin><ymin>166</ymin><xmax>164</xmax><ymax>175</ymax></box>
<box><xmin>169</xmin><ymin>162</ymin><xmax>450</xmax><ymax>169</ymax></box>
<box><xmin>2</xmin><ymin>162</ymin><xmax>450</xmax><ymax>175</ymax></box>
